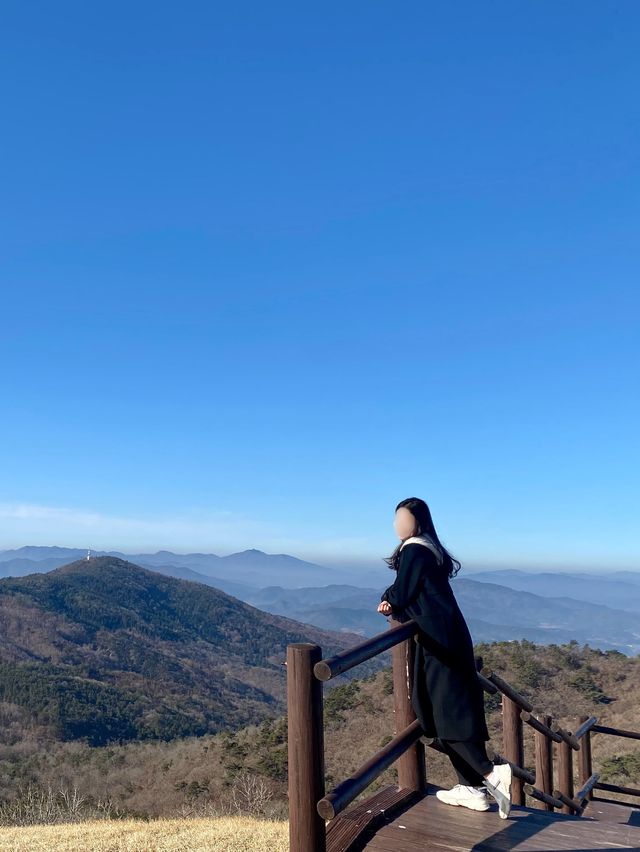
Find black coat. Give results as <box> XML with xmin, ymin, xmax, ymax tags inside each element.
<box><xmin>381</xmin><ymin>542</ymin><xmax>489</xmax><ymax>742</ymax></box>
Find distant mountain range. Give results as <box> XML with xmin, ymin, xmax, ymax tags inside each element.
<box><xmin>246</xmin><ymin>576</ymin><xmax>640</xmax><ymax>654</ymax></box>
<box><xmin>0</xmin><ymin>555</ymin><xmax>382</xmax><ymax>747</ymax></box>
<box><xmin>2</xmin><ymin>546</ymin><xmax>639</xmax><ymax>655</ymax></box>
<box><xmin>469</xmin><ymin>568</ymin><xmax>640</xmax><ymax>614</ymax></box>
<box><xmin>0</xmin><ymin>545</ymin><xmax>364</xmax><ymax>590</ymax></box>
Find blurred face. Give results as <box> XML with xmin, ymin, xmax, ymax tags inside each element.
<box><xmin>394</xmin><ymin>506</ymin><xmax>418</xmax><ymax>540</ymax></box>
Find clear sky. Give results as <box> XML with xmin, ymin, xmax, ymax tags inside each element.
<box><xmin>1</xmin><ymin>3</ymin><xmax>638</xmax><ymax>571</ymax></box>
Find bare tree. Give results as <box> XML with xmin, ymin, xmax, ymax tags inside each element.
<box><xmin>229</xmin><ymin>771</ymin><xmax>273</xmax><ymax>817</ymax></box>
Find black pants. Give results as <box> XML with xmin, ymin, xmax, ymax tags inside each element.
<box><xmin>439</xmin><ymin>738</ymin><xmax>493</xmax><ymax>786</ymax></box>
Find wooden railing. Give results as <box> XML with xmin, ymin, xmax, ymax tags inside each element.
<box><xmin>286</xmin><ymin>615</ymin><xmax>638</xmax><ymax>852</ymax></box>
<box><xmin>588</xmin><ymin>723</ymin><xmax>640</xmax><ymax>805</ymax></box>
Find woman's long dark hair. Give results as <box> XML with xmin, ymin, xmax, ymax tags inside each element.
<box><xmin>384</xmin><ymin>497</ymin><xmax>461</xmax><ymax>580</ymax></box>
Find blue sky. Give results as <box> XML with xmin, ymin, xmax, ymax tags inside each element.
<box><xmin>1</xmin><ymin>2</ymin><xmax>638</xmax><ymax>571</ymax></box>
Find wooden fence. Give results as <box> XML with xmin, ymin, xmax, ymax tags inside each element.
<box><xmin>287</xmin><ymin>614</ymin><xmax>639</xmax><ymax>852</ymax></box>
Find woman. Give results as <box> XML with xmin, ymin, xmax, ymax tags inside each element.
<box><xmin>377</xmin><ymin>497</ymin><xmax>513</xmax><ymax>818</ymax></box>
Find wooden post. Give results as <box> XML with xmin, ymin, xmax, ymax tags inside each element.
<box><xmin>577</xmin><ymin>714</ymin><xmax>593</xmax><ymax>803</ymax></box>
<box><xmin>534</xmin><ymin>713</ymin><xmax>554</xmax><ymax>811</ymax></box>
<box><xmin>390</xmin><ymin>617</ymin><xmax>426</xmax><ymax>792</ymax></box>
<box><xmin>556</xmin><ymin>737</ymin><xmax>574</xmax><ymax>814</ymax></box>
<box><xmin>287</xmin><ymin>643</ymin><xmax>326</xmax><ymax>852</ymax></box>
<box><xmin>502</xmin><ymin>695</ymin><xmax>524</xmax><ymax>805</ymax></box>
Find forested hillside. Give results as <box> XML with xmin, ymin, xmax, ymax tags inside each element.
<box><xmin>1</xmin><ymin>639</ymin><xmax>637</xmax><ymax>822</ymax></box>
<box><xmin>0</xmin><ymin>556</ymin><xmax>381</xmax><ymax>745</ymax></box>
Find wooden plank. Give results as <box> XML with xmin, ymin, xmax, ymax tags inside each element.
<box><xmin>324</xmin><ymin>780</ymin><xmax>640</xmax><ymax>852</ymax></box>
<box><xmin>361</xmin><ymin>783</ymin><xmax>640</xmax><ymax>851</ymax></box>
<box><xmin>325</xmin><ymin>784</ymin><xmax>420</xmax><ymax>852</ymax></box>
<box><xmin>586</xmin><ymin>797</ymin><xmax>640</xmax><ymax>826</ymax></box>
<box><xmin>372</xmin><ymin>814</ymin><xmax>585</xmax><ymax>851</ymax></box>
<box><xmin>368</xmin><ymin>818</ymin><xmax>640</xmax><ymax>851</ymax></box>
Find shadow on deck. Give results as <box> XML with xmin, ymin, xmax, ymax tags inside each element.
<box><xmin>326</xmin><ymin>783</ymin><xmax>640</xmax><ymax>852</ymax></box>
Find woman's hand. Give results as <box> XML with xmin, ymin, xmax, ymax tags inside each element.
<box><xmin>377</xmin><ymin>601</ymin><xmax>393</xmax><ymax>616</ymax></box>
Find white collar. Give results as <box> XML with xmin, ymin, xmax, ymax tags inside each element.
<box><xmin>400</xmin><ymin>533</ymin><xmax>444</xmax><ymax>564</ymax></box>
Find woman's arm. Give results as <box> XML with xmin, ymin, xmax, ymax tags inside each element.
<box><xmin>380</xmin><ymin>544</ymin><xmax>430</xmax><ymax>611</ymax></box>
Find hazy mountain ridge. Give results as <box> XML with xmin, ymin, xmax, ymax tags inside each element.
<box><xmin>470</xmin><ymin>568</ymin><xmax>640</xmax><ymax>614</ymax></box>
<box><xmin>0</xmin><ymin>545</ymin><xmax>357</xmax><ymax>588</ymax></box>
<box><xmin>2</xmin><ymin>547</ymin><xmax>639</xmax><ymax>654</ymax></box>
<box><xmin>249</xmin><ymin>576</ymin><xmax>640</xmax><ymax>654</ymax></box>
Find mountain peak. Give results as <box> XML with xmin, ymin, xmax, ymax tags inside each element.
<box><xmin>51</xmin><ymin>554</ymin><xmax>146</xmax><ymax>576</ymax></box>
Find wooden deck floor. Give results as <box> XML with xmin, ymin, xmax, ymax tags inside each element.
<box><xmin>588</xmin><ymin>795</ymin><xmax>640</xmax><ymax>828</ymax></box>
<box><xmin>326</xmin><ymin>783</ymin><xmax>640</xmax><ymax>852</ymax></box>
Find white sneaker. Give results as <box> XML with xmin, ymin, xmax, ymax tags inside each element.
<box><xmin>482</xmin><ymin>763</ymin><xmax>512</xmax><ymax>819</ymax></box>
<box><xmin>435</xmin><ymin>783</ymin><xmax>490</xmax><ymax>811</ymax></box>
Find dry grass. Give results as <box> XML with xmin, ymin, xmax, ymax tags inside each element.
<box><xmin>0</xmin><ymin>814</ymin><xmax>289</xmax><ymax>851</ymax></box>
